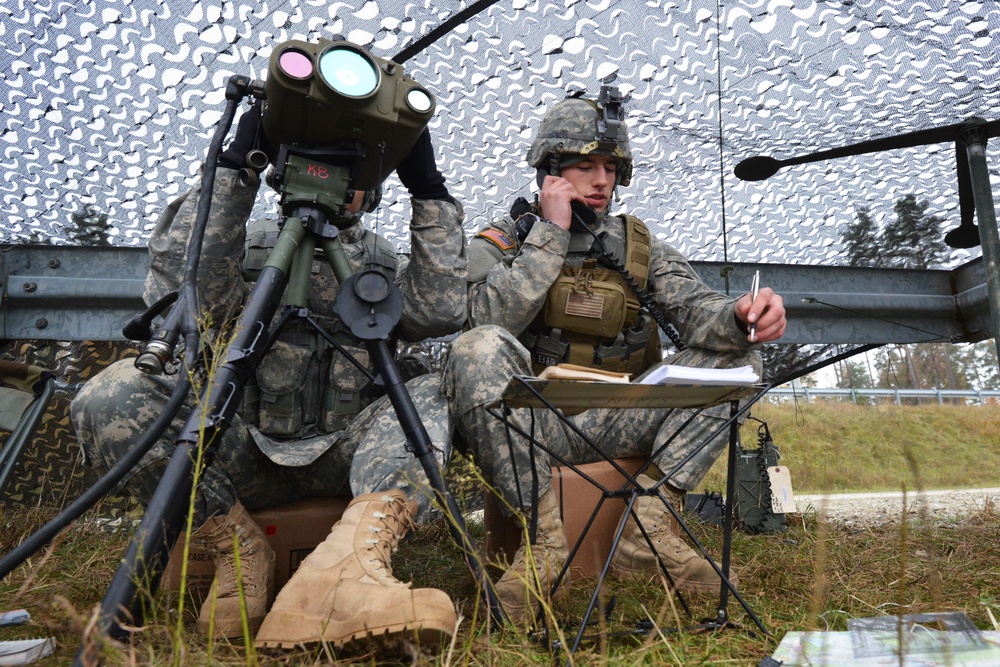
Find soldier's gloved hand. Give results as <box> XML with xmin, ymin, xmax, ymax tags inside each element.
<box><xmin>218</xmin><ymin>105</ymin><xmax>262</xmax><ymax>170</ymax></box>
<box><xmin>395</xmin><ymin>128</ymin><xmax>454</xmax><ymax>203</ymax></box>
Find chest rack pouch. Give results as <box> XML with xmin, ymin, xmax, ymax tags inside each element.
<box><xmin>543</xmin><ymin>261</ymin><xmax>631</xmax><ymax>339</ymax></box>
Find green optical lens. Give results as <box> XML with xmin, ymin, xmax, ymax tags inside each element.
<box><xmin>318</xmin><ymin>46</ymin><xmax>379</xmax><ymax>97</ymax></box>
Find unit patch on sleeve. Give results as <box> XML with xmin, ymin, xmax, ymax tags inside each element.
<box><xmin>477</xmin><ymin>228</ymin><xmax>515</xmax><ymax>251</ymax></box>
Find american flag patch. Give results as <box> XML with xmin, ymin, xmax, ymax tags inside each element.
<box><xmin>566</xmin><ymin>291</ymin><xmax>605</xmax><ymax>318</ymax></box>
<box><xmin>478</xmin><ymin>228</ymin><xmax>515</xmax><ymax>251</ymax></box>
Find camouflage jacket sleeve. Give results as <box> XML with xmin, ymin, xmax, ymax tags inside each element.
<box><xmin>144</xmin><ymin>168</ymin><xmax>259</xmax><ymax>326</ymax></box>
<box><xmin>649</xmin><ymin>238</ymin><xmax>751</xmax><ymax>352</ymax></box>
<box><xmin>466</xmin><ymin>215</ymin><xmax>570</xmax><ymax>335</ymax></box>
<box><xmin>394</xmin><ymin>198</ymin><xmax>468</xmax><ymax>340</ymax></box>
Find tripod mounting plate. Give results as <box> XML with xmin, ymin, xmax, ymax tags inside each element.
<box><xmin>332</xmin><ymin>270</ymin><xmax>403</xmax><ymax>340</ymax></box>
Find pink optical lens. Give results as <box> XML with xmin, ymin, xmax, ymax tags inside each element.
<box><xmin>278</xmin><ymin>49</ymin><xmax>313</xmax><ymax>79</ymax></box>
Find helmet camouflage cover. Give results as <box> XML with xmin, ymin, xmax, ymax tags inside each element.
<box><xmin>526</xmin><ymin>89</ymin><xmax>633</xmax><ymax>187</ymax></box>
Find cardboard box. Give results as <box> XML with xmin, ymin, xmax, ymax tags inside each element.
<box><xmin>484</xmin><ymin>457</ymin><xmax>645</xmax><ymax>579</ymax></box>
<box><xmin>163</xmin><ymin>496</ymin><xmax>350</xmax><ymax>594</ymax></box>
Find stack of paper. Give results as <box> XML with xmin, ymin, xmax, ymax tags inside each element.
<box><xmin>640</xmin><ymin>364</ymin><xmax>760</xmax><ymax>386</ymax></box>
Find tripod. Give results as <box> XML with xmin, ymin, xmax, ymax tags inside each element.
<box><xmin>69</xmin><ymin>82</ymin><xmax>503</xmax><ymax>662</ymax></box>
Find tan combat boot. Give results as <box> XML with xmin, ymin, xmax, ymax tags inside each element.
<box><xmin>494</xmin><ymin>488</ymin><xmax>570</xmax><ymax>628</ymax></box>
<box><xmin>190</xmin><ymin>501</ymin><xmax>275</xmax><ymax>638</ymax></box>
<box><xmin>254</xmin><ymin>490</ymin><xmax>457</xmax><ymax>652</ymax></box>
<box><xmin>611</xmin><ymin>474</ymin><xmax>738</xmax><ymax>595</ymax></box>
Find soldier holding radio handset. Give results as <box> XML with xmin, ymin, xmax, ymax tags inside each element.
<box><xmin>442</xmin><ymin>87</ymin><xmax>786</xmax><ymax>625</ymax></box>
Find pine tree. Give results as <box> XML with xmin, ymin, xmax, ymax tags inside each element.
<box><xmin>835</xmin><ymin>359</ymin><xmax>873</xmax><ymax>389</ymax></box>
<box><xmin>880</xmin><ymin>194</ymin><xmax>948</xmax><ymax>269</ymax></box>
<box><xmin>841</xmin><ymin>206</ymin><xmax>881</xmax><ymax>267</ymax></box>
<box><xmin>67</xmin><ymin>204</ymin><xmax>114</xmax><ymax>246</ymax></box>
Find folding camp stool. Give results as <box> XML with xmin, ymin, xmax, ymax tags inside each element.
<box><xmin>486</xmin><ymin>375</ymin><xmax>771</xmax><ymax>657</ymax></box>
<box><xmin>0</xmin><ymin>360</ymin><xmax>56</xmax><ymax>497</ymax></box>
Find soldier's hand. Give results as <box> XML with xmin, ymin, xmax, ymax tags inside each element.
<box><xmin>735</xmin><ymin>287</ymin><xmax>786</xmax><ymax>343</ymax></box>
<box><xmin>538</xmin><ymin>175</ymin><xmax>581</xmax><ymax>231</ymax></box>
<box><xmin>396</xmin><ymin>128</ymin><xmax>452</xmax><ymax>202</ymax></box>
<box><xmin>218</xmin><ymin>105</ymin><xmax>262</xmax><ymax>170</ymax></box>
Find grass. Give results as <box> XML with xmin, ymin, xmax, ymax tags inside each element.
<box><xmin>2</xmin><ymin>401</ymin><xmax>1000</xmax><ymax>665</ymax></box>
<box><xmin>713</xmin><ymin>400</ymin><xmax>1000</xmax><ymax>494</ymax></box>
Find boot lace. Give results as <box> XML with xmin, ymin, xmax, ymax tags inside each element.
<box><xmin>206</xmin><ymin>526</ymin><xmax>268</xmax><ymax>596</ymax></box>
<box><xmin>362</xmin><ymin>496</ymin><xmax>412</xmax><ymax>586</ymax></box>
<box><xmin>635</xmin><ymin>497</ymin><xmax>687</xmax><ymax>558</ymax></box>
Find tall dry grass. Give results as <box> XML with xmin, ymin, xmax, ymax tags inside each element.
<box><xmin>2</xmin><ymin>401</ymin><xmax>999</xmax><ymax>665</ymax></box>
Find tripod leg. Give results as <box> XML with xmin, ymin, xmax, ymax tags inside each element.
<box><xmin>91</xmin><ymin>222</ymin><xmax>306</xmax><ymax>645</ymax></box>
<box><xmin>367</xmin><ymin>341</ymin><xmax>508</xmax><ymax>625</ymax></box>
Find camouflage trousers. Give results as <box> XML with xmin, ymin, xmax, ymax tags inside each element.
<box><xmin>70</xmin><ymin>359</ymin><xmax>452</xmax><ymax>526</ymax></box>
<box><xmin>441</xmin><ymin>325</ymin><xmax>760</xmax><ymax>515</ymax></box>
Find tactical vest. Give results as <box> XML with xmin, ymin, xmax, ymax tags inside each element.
<box><xmin>240</xmin><ymin>218</ymin><xmax>398</xmax><ymax>439</ymax></box>
<box><xmin>521</xmin><ymin>215</ymin><xmax>662</xmax><ymax>376</ymax></box>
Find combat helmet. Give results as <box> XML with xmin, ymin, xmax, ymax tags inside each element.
<box><xmin>526</xmin><ymin>85</ymin><xmax>633</xmax><ymax>187</ymax></box>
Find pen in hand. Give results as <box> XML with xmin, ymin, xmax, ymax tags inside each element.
<box><xmin>749</xmin><ymin>270</ymin><xmax>760</xmax><ymax>342</ymax></box>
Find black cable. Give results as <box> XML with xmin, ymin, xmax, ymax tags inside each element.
<box><xmin>2</xmin><ymin>80</ymin><xmax>248</xmax><ymax>583</ymax></box>
<box><xmin>802</xmin><ymin>297</ymin><xmax>954</xmax><ymax>341</ymax></box>
<box><xmin>121</xmin><ymin>291</ymin><xmax>179</xmax><ymax>341</ymax></box>
<box><xmin>582</xmin><ymin>224</ymin><xmax>687</xmax><ymax>352</ymax></box>
<box><xmin>771</xmin><ymin>342</ymin><xmax>882</xmax><ymax>387</ymax></box>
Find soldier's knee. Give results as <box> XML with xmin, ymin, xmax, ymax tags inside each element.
<box><xmin>71</xmin><ymin>359</ymin><xmax>147</xmax><ymax>423</ymax></box>
<box><xmin>448</xmin><ymin>325</ymin><xmax>528</xmax><ymax>370</ymax></box>
<box><xmin>70</xmin><ymin>359</ymin><xmax>167</xmax><ymax>467</ymax></box>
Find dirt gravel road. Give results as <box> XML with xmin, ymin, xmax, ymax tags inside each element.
<box><xmin>793</xmin><ymin>487</ymin><xmax>1000</xmax><ymax>528</ymax></box>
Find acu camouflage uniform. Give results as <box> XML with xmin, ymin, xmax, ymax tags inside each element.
<box><xmin>442</xmin><ymin>207</ymin><xmax>760</xmax><ymax>514</ymax></box>
<box><xmin>71</xmin><ymin>167</ymin><xmax>467</xmax><ymax>524</ymax></box>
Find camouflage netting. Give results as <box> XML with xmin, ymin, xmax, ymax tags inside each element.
<box><xmin>4</xmin><ymin>0</ymin><xmax>998</xmax><ymax>268</ymax></box>
<box><xmin>4</xmin><ymin>1</ymin><xmax>1000</xmax><ymax>510</ymax></box>
<box><xmin>0</xmin><ymin>340</ymin><xmax>142</xmax><ymax>512</ymax></box>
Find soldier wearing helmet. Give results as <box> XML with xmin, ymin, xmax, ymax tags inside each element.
<box><xmin>442</xmin><ymin>87</ymin><xmax>786</xmax><ymax>626</ymax></box>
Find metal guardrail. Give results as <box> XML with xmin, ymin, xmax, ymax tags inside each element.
<box><xmin>2</xmin><ymin>244</ymin><xmax>995</xmax><ymax>344</ymax></box>
<box><xmin>764</xmin><ymin>386</ymin><xmax>1000</xmax><ymax>405</ymax></box>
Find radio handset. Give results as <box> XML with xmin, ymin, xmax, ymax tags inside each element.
<box><xmin>535</xmin><ymin>168</ymin><xmax>596</xmax><ymax>233</ymax></box>
<box><xmin>569</xmin><ymin>200</ymin><xmax>596</xmax><ymax>233</ymax></box>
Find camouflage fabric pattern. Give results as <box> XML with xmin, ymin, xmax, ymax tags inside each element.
<box><xmin>468</xmin><ymin>211</ymin><xmax>750</xmax><ymax>354</ymax></box>
<box><xmin>525</xmin><ymin>97</ymin><xmax>633</xmax><ymax>186</ymax></box>
<box><xmin>443</xmin><ymin>326</ymin><xmax>759</xmax><ymax>514</ymax></box>
<box><xmin>71</xmin><ymin>360</ymin><xmax>452</xmax><ymax>524</ymax></box>
<box><xmin>0</xmin><ymin>360</ymin><xmax>52</xmax><ymax>431</ymax></box>
<box><xmin>144</xmin><ymin>168</ymin><xmax>255</xmax><ymax>326</ymax></box>
<box><xmin>72</xmin><ymin>168</ymin><xmax>466</xmax><ymax>524</ymax></box>
<box><xmin>395</xmin><ymin>199</ymin><xmax>469</xmax><ymax>340</ymax></box>
<box><xmin>0</xmin><ymin>359</ymin><xmax>53</xmax><ymax>395</ymax></box>
<box><xmin>144</xmin><ymin>169</ymin><xmax>467</xmax><ymax>342</ymax></box>
<box><xmin>0</xmin><ymin>340</ymin><xmax>141</xmax><ymax>513</ymax></box>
